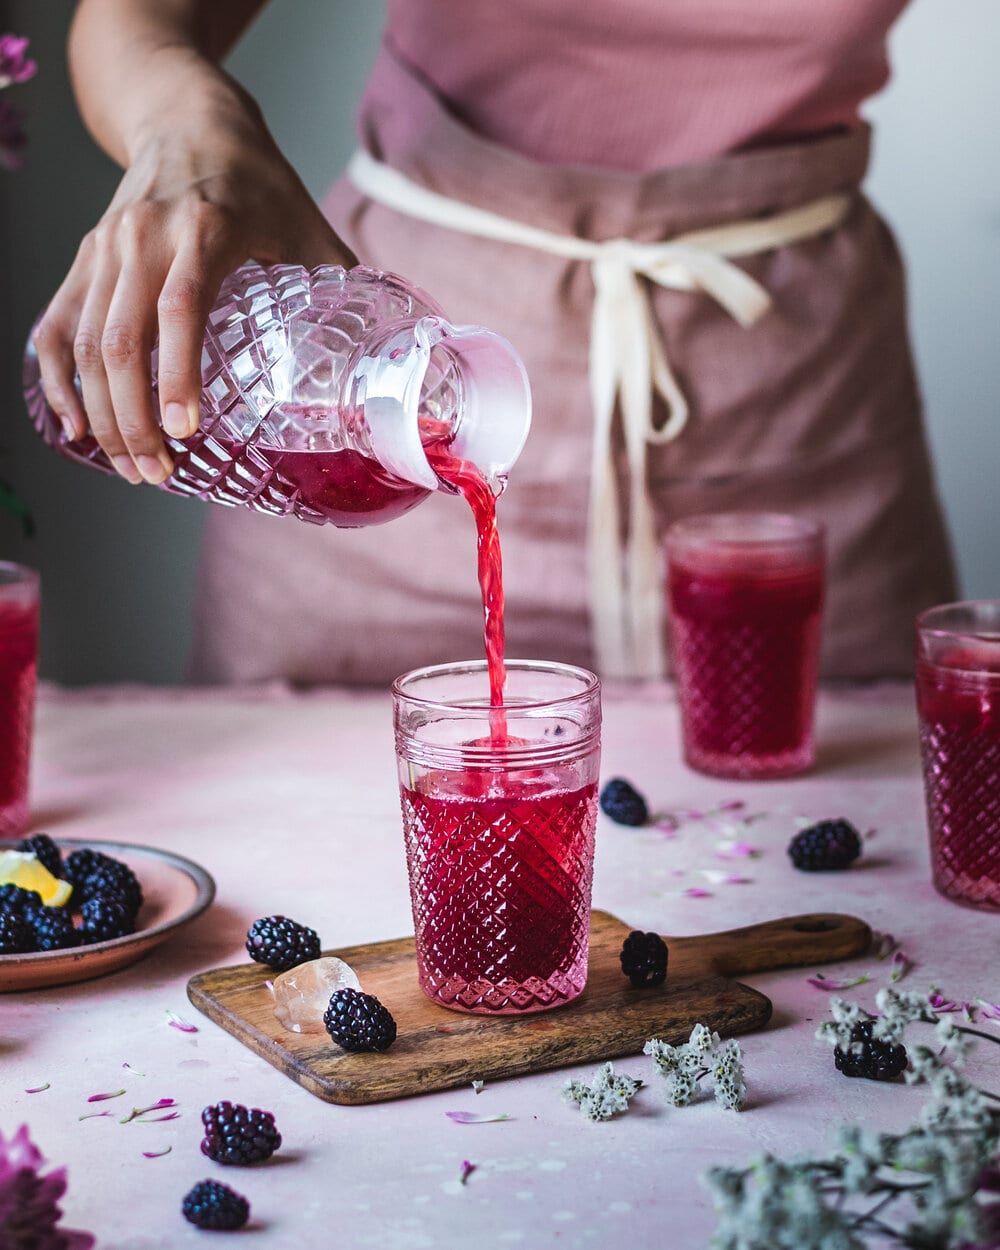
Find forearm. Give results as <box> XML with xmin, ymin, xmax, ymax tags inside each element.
<box><xmin>68</xmin><ymin>0</ymin><xmax>269</xmax><ymax>166</ymax></box>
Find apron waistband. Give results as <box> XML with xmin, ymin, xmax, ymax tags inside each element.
<box><xmin>346</xmin><ymin>147</ymin><xmax>853</xmax><ymax>680</ymax></box>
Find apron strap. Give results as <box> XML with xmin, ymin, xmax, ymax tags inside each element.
<box><xmin>346</xmin><ymin>148</ymin><xmax>852</xmax><ymax>679</ymax></box>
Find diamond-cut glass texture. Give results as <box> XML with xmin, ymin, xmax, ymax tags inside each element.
<box><xmin>0</xmin><ymin>599</ymin><xmax>37</xmax><ymax>839</ymax></box>
<box><xmin>401</xmin><ymin>783</ymin><xmax>597</xmax><ymax>1014</ymax></box>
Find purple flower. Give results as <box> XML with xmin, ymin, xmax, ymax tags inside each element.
<box><xmin>0</xmin><ymin>97</ymin><xmax>27</xmax><ymax>171</ymax></box>
<box><xmin>0</xmin><ymin>34</ymin><xmax>36</xmax><ymax>88</ymax></box>
<box><xmin>0</xmin><ymin>1124</ymin><xmax>94</xmax><ymax>1250</ymax></box>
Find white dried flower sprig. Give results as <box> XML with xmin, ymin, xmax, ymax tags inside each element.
<box><xmin>562</xmin><ymin>1062</ymin><xmax>643</xmax><ymax>1121</ymax></box>
<box><xmin>645</xmin><ymin>1023</ymin><xmax>747</xmax><ymax>1111</ymax></box>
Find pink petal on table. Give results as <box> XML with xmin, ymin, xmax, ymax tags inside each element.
<box><xmin>137</xmin><ymin>1112</ymin><xmax>180</xmax><ymax>1123</ymax></box>
<box><xmin>121</xmin><ymin>1063</ymin><xmax>146</xmax><ymax>1076</ymax></box>
<box><xmin>715</xmin><ymin>841</ymin><xmax>760</xmax><ymax>861</ymax></box>
<box><xmin>807</xmin><ymin>973</ymin><xmax>871</xmax><ymax>991</ymax></box>
<box><xmin>976</xmin><ymin>999</ymin><xmax>1000</xmax><ymax>1020</ymax></box>
<box><xmin>871</xmin><ymin>931</ymin><xmax>899</xmax><ymax>960</ymax></box>
<box><xmin>78</xmin><ymin>1111</ymin><xmax>113</xmax><ymax>1121</ymax></box>
<box><xmin>142</xmin><ymin>1146</ymin><xmax>172</xmax><ymax>1158</ymax></box>
<box><xmin>459</xmin><ymin>1160</ymin><xmax>476</xmax><ymax>1184</ymax></box>
<box><xmin>24</xmin><ymin>1083</ymin><xmax>50</xmax><ymax>1094</ymax></box>
<box><xmin>698</xmin><ymin>870</ymin><xmax>752</xmax><ymax>887</ymax></box>
<box><xmin>120</xmin><ymin>1098</ymin><xmax>177</xmax><ymax>1124</ymax></box>
<box><xmin>446</xmin><ymin>1111</ymin><xmax>512</xmax><ymax>1124</ymax></box>
<box><xmin>683</xmin><ymin>887</ymin><xmax>713</xmax><ymax>899</ymax></box>
<box><xmin>165</xmin><ymin>1011</ymin><xmax>198</xmax><ymax>1033</ymax></box>
<box><xmin>889</xmin><ymin>951</ymin><xmax>914</xmax><ymax>983</ymax></box>
<box><xmin>654</xmin><ymin>817</ymin><xmax>679</xmax><ymax>837</ymax></box>
<box><xmin>87</xmin><ymin>1089</ymin><xmax>126</xmax><ymax>1102</ymax></box>
<box><xmin>929</xmin><ymin>991</ymin><xmax>964</xmax><ymax>1013</ymax></box>
<box><xmin>718</xmin><ymin>800</ymin><xmax>746</xmax><ymax>812</ymax></box>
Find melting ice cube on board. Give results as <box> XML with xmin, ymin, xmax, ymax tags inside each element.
<box><xmin>271</xmin><ymin>957</ymin><xmax>362</xmax><ymax>1033</ymax></box>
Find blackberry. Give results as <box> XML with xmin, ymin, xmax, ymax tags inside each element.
<box><xmin>18</xmin><ymin>833</ymin><xmax>62</xmax><ymax>880</ymax></box>
<box><xmin>181</xmin><ymin>1179</ymin><xmax>250</xmax><ymax>1231</ymax></box>
<box><xmin>79</xmin><ymin>895</ymin><xmax>136</xmax><ymax>943</ymax></box>
<box><xmin>245</xmin><ymin>915</ymin><xmax>321</xmax><ymax>972</ymax></box>
<box><xmin>79</xmin><ymin>862</ymin><xmax>143</xmax><ymax>916</ymax></box>
<box><xmin>200</xmin><ymin>1101</ymin><xmax>281</xmax><ymax>1166</ymax></box>
<box><xmin>599</xmin><ymin>778</ymin><xmax>649</xmax><ymax>827</ymax></box>
<box><xmin>834</xmin><ymin>1019</ymin><xmax>908</xmax><ymax>1082</ymax></box>
<box><xmin>0</xmin><ymin>909</ymin><xmax>35</xmax><ymax>954</ymax></box>
<box><xmin>30</xmin><ymin>906</ymin><xmax>82</xmax><ymax>951</ymax></box>
<box><xmin>0</xmin><ymin>883</ymin><xmax>43</xmax><ymax>915</ymax></box>
<box><xmin>64</xmin><ymin>848</ymin><xmax>119</xmax><ymax>892</ymax></box>
<box><xmin>619</xmin><ymin>930</ymin><xmax>669</xmax><ymax>988</ymax></box>
<box><xmin>788</xmin><ymin>819</ymin><xmax>863</xmax><ymax>871</ymax></box>
<box><xmin>324</xmin><ymin>988</ymin><xmax>397</xmax><ymax>1052</ymax></box>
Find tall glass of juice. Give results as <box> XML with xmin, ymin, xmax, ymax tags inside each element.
<box><xmin>666</xmin><ymin>512</ymin><xmax>824</xmax><ymax>779</ymax></box>
<box><xmin>0</xmin><ymin>563</ymin><xmax>40</xmax><ymax>839</ymax></box>
<box><xmin>916</xmin><ymin>600</ymin><xmax>1000</xmax><ymax>910</ymax></box>
<box><xmin>393</xmin><ymin>660</ymin><xmax>601</xmax><ymax>1014</ymax></box>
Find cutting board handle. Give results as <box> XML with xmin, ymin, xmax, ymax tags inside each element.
<box><xmin>665</xmin><ymin>913</ymin><xmax>871</xmax><ymax>978</ymax></box>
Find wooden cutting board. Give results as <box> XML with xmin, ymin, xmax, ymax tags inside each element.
<box><xmin>187</xmin><ymin>910</ymin><xmax>869</xmax><ymax>1105</ymax></box>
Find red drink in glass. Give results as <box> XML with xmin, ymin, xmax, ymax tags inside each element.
<box><xmin>666</xmin><ymin>513</ymin><xmax>824</xmax><ymax>779</ymax></box>
<box><xmin>916</xmin><ymin>601</ymin><xmax>1000</xmax><ymax>909</ymax></box>
<box><xmin>394</xmin><ymin>661</ymin><xmax>601</xmax><ymax>1014</ymax></box>
<box><xmin>0</xmin><ymin>564</ymin><xmax>40</xmax><ymax>839</ymax></box>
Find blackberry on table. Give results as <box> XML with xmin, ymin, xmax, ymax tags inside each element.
<box><xmin>0</xmin><ymin>910</ymin><xmax>35</xmax><ymax>954</ymax></box>
<box><xmin>245</xmin><ymin>915</ymin><xmax>321</xmax><ymax>972</ymax></box>
<box><xmin>79</xmin><ymin>862</ymin><xmax>143</xmax><ymax>916</ymax></box>
<box><xmin>79</xmin><ymin>895</ymin><xmax>136</xmax><ymax>943</ymax></box>
<box><xmin>31</xmin><ymin>906</ymin><xmax>81</xmax><ymax>951</ymax></box>
<box><xmin>619</xmin><ymin>930</ymin><xmax>669</xmax><ymax>988</ymax></box>
<box><xmin>599</xmin><ymin>778</ymin><xmax>649</xmax><ymax>827</ymax></box>
<box><xmin>64</xmin><ymin>848</ymin><xmax>119</xmax><ymax>892</ymax></box>
<box><xmin>181</xmin><ymin>1179</ymin><xmax>250</xmax><ymax>1231</ymax></box>
<box><xmin>324</xmin><ymin>988</ymin><xmax>397</xmax><ymax>1052</ymax></box>
<box><xmin>17</xmin><ymin>833</ymin><xmax>62</xmax><ymax>880</ymax></box>
<box><xmin>834</xmin><ymin>1019</ymin><xmax>908</xmax><ymax>1082</ymax></box>
<box><xmin>0</xmin><ymin>883</ymin><xmax>43</xmax><ymax>915</ymax></box>
<box><xmin>200</xmin><ymin>1101</ymin><xmax>281</xmax><ymax>1166</ymax></box>
<box><xmin>788</xmin><ymin>819</ymin><xmax>862</xmax><ymax>872</ymax></box>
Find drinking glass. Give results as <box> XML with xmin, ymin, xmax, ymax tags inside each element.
<box><xmin>0</xmin><ymin>563</ymin><xmax>40</xmax><ymax>840</ymax></box>
<box><xmin>393</xmin><ymin>660</ymin><xmax>601</xmax><ymax>1014</ymax></box>
<box><xmin>665</xmin><ymin>512</ymin><xmax>824</xmax><ymax>779</ymax></box>
<box><xmin>916</xmin><ymin>600</ymin><xmax>1000</xmax><ymax>909</ymax></box>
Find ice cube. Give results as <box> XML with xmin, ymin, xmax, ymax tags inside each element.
<box><xmin>271</xmin><ymin>957</ymin><xmax>362</xmax><ymax>1033</ymax></box>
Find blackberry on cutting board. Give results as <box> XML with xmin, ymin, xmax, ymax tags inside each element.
<box><xmin>599</xmin><ymin>778</ymin><xmax>649</xmax><ymax>827</ymax></box>
<box><xmin>788</xmin><ymin>820</ymin><xmax>862</xmax><ymax>871</ymax></box>
<box><xmin>323</xmin><ymin>988</ymin><xmax>397</xmax><ymax>1052</ymax></box>
<box><xmin>79</xmin><ymin>895</ymin><xmax>136</xmax><ymax>943</ymax></box>
<box><xmin>17</xmin><ymin>833</ymin><xmax>62</xmax><ymax>880</ymax></box>
<box><xmin>200</xmin><ymin>1101</ymin><xmax>282</xmax><ymax>1166</ymax></box>
<box><xmin>834</xmin><ymin>1019</ymin><xmax>908</xmax><ymax>1082</ymax></box>
<box><xmin>619</xmin><ymin>930</ymin><xmax>669</xmax><ymax>988</ymax></box>
<box><xmin>181</xmin><ymin>1179</ymin><xmax>250</xmax><ymax>1231</ymax></box>
<box><xmin>245</xmin><ymin>915</ymin><xmax>321</xmax><ymax>972</ymax></box>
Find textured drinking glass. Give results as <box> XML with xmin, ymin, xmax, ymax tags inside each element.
<box><xmin>393</xmin><ymin>660</ymin><xmax>601</xmax><ymax>1014</ymax></box>
<box><xmin>916</xmin><ymin>601</ymin><xmax>1000</xmax><ymax>909</ymax></box>
<box><xmin>666</xmin><ymin>512</ymin><xmax>824</xmax><ymax>779</ymax></box>
<box><xmin>0</xmin><ymin>563</ymin><xmax>40</xmax><ymax>839</ymax></box>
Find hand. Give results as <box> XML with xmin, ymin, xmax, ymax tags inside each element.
<box><xmin>32</xmin><ymin>93</ymin><xmax>356</xmax><ymax>485</ymax></box>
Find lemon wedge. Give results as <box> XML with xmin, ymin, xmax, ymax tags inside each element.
<box><xmin>0</xmin><ymin>849</ymin><xmax>73</xmax><ymax>907</ymax></box>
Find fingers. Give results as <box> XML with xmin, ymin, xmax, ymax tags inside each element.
<box><xmin>32</xmin><ymin>245</ymin><xmax>92</xmax><ymax>443</ymax></box>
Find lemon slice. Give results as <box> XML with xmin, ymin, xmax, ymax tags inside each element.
<box><xmin>0</xmin><ymin>849</ymin><xmax>73</xmax><ymax>907</ymax></box>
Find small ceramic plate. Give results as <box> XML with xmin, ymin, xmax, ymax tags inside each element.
<box><xmin>0</xmin><ymin>838</ymin><xmax>215</xmax><ymax>992</ymax></box>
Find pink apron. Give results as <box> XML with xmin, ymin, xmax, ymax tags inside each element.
<box><xmin>189</xmin><ymin>44</ymin><xmax>955</xmax><ymax>686</ymax></box>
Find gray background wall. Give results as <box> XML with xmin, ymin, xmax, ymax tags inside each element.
<box><xmin>0</xmin><ymin>0</ymin><xmax>997</xmax><ymax>685</ymax></box>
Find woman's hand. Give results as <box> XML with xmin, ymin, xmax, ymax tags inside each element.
<box><xmin>33</xmin><ymin>57</ymin><xmax>355</xmax><ymax>484</ymax></box>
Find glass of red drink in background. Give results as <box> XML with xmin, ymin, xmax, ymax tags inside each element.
<box><xmin>393</xmin><ymin>660</ymin><xmax>601</xmax><ymax>1014</ymax></box>
<box><xmin>665</xmin><ymin>513</ymin><xmax>825</xmax><ymax>779</ymax></box>
<box><xmin>0</xmin><ymin>563</ymin><xmax>40</xmax><ymax>839</ymax></box>
<box><xmin>916</xmin><ymin>601</ymin><xmax>1000</xmax><ymax>910</ymax></box>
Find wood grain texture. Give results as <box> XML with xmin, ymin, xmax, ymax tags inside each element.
<box><xmin>187</xmin><ymin>910</ymin><xmax>870</xmax><ymax>1105</ymax></box>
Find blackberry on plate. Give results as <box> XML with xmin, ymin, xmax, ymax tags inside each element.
<box><xmin>246</xmin><ymin>915</ymin><xmax>321</xmax><ymax>973</ymax></box>
<box><xmin>181</xmin><ymin>1179</ymin><xmax>250</xmax><ymax>1231</ymax></box>
<box><xmin>201</xmin><ymin>1101</ymin><xmax>281</xmax><ymax>1166</ymax></box>
<box><xmin>599</xmin><ymin>778</ymin><xmax>649</xmax><ymax>827</ymax></box>
<box><xmin>79</xmin><ymin>895</ymin><xmax>136</xmax><ymax>943</ymax></box>
<box><xmin>0</xmin><ymin>883</ymin><xmax>43</xmax><ymax>915</ymax></box>
<box><xmin>79</xmin><ymin>862</ymin><xmax>143</xmax><ymax>916</ymax></box>
<box><xmin>619</xmin><ymin>930</ymin><xmax>669</xmax><ymax>988</ymax></box>
<box><xmin>788</xmin><ymin>819</ymin><xmax>862</xmax><ymax>872</ymax></box>
<box><xmin>834</xmin><ymin>1019</ymin><xmax>908</xmax><ymax>1082</ymax></box>
<box><xmin>31</xmin><ymin>906</ymin><xmax>82</xmax><ymax>951</ymax></box>
<box><xmin>0</xmin><ymin>910</ymin><xmax>35</xmax><ymax>955</ymax></box>
<box><xmin>64</xmin><ymin>848</ymin><xmax>119</xmax><ymax>891</ymax></box>
<box><xmin>324</xmin><ymin>987</ymin><xmax>397</xmax><ymax>1052</ymax></box>
<box><xmin>17</xmin><ymin>833</ymin><xmax>62</xmax><ymax>880</ymax></box>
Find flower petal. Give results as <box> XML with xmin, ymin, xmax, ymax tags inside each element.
<box><xmin>807</xmin><ymin>973</ymin><xmax>872</xmax><ymax>991</ymax></box>
<box><xmin>445</xmin><ymin>1111</ymin><xmax>512</xmax><ymax>1124</ymax></box>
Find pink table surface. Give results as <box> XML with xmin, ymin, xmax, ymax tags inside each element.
<box><xmin>4</xmin><ymin>681</ymin><xmax>998</xmax><ymax>1249</ymax></box>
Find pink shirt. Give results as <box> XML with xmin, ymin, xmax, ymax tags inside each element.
<box><xmin>382</xmin><ymin>0</ymin><xmax>908</xmax><ymax>169</ymax></box>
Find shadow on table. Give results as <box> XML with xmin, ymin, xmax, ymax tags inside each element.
<box><xmin>814</xmin><ymin>727</ymin><xmax>919</xmax><ymax>779</ymax></box>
